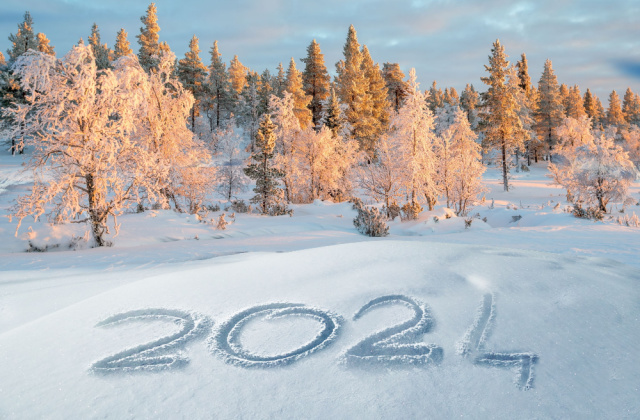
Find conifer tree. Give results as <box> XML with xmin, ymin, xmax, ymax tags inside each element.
<box><xmin>0</xmin><ymin>52</ymin><xmax>5</xmax><ymax>66</ymax></box>
<box><xmin>535</xmin><ymin>59</ymin><xmax>564</xmax><ymax>159</ymax></box>
<box><xmin>427</xmin><ymin>81</ymin><xmax>444</xmax><ymax>113</ymax></box>
<box><xmin>382</xmin><ymin>62</ymin><xmax>407</xmax><ymax>112</ymax></box>
<box><xmin>244</xmin><ymin>115</ymin><xmax>285</xmax><ymax>214</ymax></box>
<box><xmin>204</xmin><ymin>41</ymin><xmax>232</xmax><ymax>129</ymax></box>
<box><xmin>88</xmin><ymin>23</ymin><xmax>111</xmax><ymax>70</ymax></box>
<box><xmin>583</xmin><ymin>88</ymin><xmax>598</xmax><ymax>124</ymax></box>
<box><xmin>565</xmin><ymin>85</ymin><xmax>586</xmax><ymax>120</ymax></box>
<box><xmin>178</xmin><ymin>35</ymin><xmax>208</xmax><ymax>131</ymax></box>
<box><xmin>258</xmin><ymin>69</ymin><xmax>274</xmax><ymax>116</ymax></box>
<box><xmin>137</xmin><ymin>3</ymin><xmax>161</xmax><ymax>72</ymax></box>
<box><xmin>239</xmin><ymin>71</ymin><xmax>262</xmax><ymax>147</ymax></box>
<box><xmin>559</xmin><ymin>83</ymin><xmax>570</xmax><ymax>115</ymax></box>
<box><xmin>7</xmin><ymin>12</ymin><xmax>38</xmax><ymax>63</ymax></box>
<box><xmin>516</xmin><ymin>53</ymin><xmax>532</xmax><ymax>93</ymax></box>
<box><xmin>321</xmin><ymin>85</ymin><xmax>347</xmax><ymax>138</ymax></box>
<box><xmin>479</xmin><ymin>40</ymin><xmax>526</xmax><ymax>191</ymax></box>
<box><xmin>622</xmin><ymin>88</ymin><xmax>640</xmax><ymax>126</ymax></box>
<box><xmin>301</xmin><ymin>39</ymin><xmax>330</xmax><ymax>129</ymax></box>
<box><xmin>460</xmin><ymin>83</ymin><xmax>479</xmax><ymax>125</ymax></box>
<box><xmin>36</xmin><ymin>33</ymin><xmax>55</xmax><ymax>55</ymax></box>
<box><xmin>274</xmin><ymin>62</ymin><xmax>286</xmax><ymax>98</ymax></box>
<box><xmin>594</xmin><ymin>96</ymin><xmax>606</xmax><ymax>127</ymax></box>
<box><xmin>113</xmin><ymin>29</ymin><xmax>133</xmax><ymax>59</ymax></box>
<box><xmin>228</xmin><ymin>55</ymin><xmax>247</xmax><ymax>96</ymax></box>
<box><xmin>285</xmin><ymin>57</ymin><xmax>312</xmax><ymax>129</ymax></box>
<box><xmin>444</xmin><ymin>87</ymin><xmax>459</xmax><ymax>106</ymax></box>
<box><xmin>361</xmin><ymin>45</ymin><xmax>390</xmax><ymax>146</ymax></box>
<box><xmin>606</xmin><ymin>90</ymin><xmax>626</xmax><ymax>127</ymax></box>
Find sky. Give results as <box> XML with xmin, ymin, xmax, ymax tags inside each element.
<box><xmin>2</xmin><ymin>0</ymin><xmax>639</xmax><ymax>101</ymax></box>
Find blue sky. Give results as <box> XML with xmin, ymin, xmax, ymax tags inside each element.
<box><xmin>2</xmin><ymin>0</ymin><xmax>639</xmax><ymax>100</ymax></box>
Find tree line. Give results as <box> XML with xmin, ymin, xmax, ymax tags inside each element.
<box><xmin>0</xmin><ymin>5</ymin><xmax>638</xmax><ymax>245</ymax></box>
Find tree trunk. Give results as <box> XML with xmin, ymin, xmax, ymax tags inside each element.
<box><xmin>86</xmin><ymin>173</ymin><xmax>105</xmax><ymax>247</ymax></box>
<box><xmin>501</xmin><ymin>136</ymin><xmax>509</xmax><ymax>191</ymax></box>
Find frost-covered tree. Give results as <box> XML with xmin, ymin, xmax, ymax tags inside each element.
<box><xmin>321</xmin><ymin>85</ymin><xmax>348</xmax><ymax>138</ymax></box>
<box><xmin>7</xmin><ymin>46</ymin><xmax>190</xmax><ymax>246</ymax></box>
<box><xmin>606</xmin><ymin>90</ymin><xmax>626</xmax><ymax>128</ymax></box>
<box><xmin>559</xmin><ymin>83</ymin><xmax>570</xmax><ymax>114</ymax></box>
<box><xmin>7</xmin><ymin>12</ymin><xmax>38</xmax><ymax>64</ymax></box>
<box><xmin>178</xmin><ymin>35</ymin><xmax>208</xmax><ymax>131</ymax></box>
<box><xmin>244</xmin><ymin>114</ymin><xmax>286</xmax><ymax>214</ymax></box>
<box><xmin>435</xmin><ymin>105</ymin><xmax>486</xmax><ymax>215</ymax></box>
<box><xmin>88</xmin><ymin>23</ymin><xmax>111</xmax><ymax>70</ymax></box>
<box><xmin>294</xmin><ymin>126</ymin><xmax>358</xmax><ymax>202</ymax></box>
<box><xmin>551</xmin><ymin>125</ymin><xmax>637</xmax><ymax>213</ymax></box>
<box><xmin>535</xmin><ymin>59</ymin><xmax>564</xmax><ymax>159</ymax></box>
<box><xmin>516</xmin><ymin>53</ymin><xmax>532</xmax><ymax>93</ymax></box>
<box><xmin>204</xmin><ymin>41</ymin><xmax>232</xmax><ymax>130</ymax></box>
<box><xmin>113</xmin><ymin>29</ymin><xmax>132</xmax><ymax>59</ymax></box>
<box><xmin>270</xmin><ymin>91</ymin><xmax>301</xmax><ymax>202</ymax></box>
<box><xmin>301</xmin><ymin>39</ymin><xmax>330</xmax><ymax>129</ymax></box>
<box><xmin>583</xmin><ymin>88</ymin><xmax>597</xmax><ymax>123</ymax></box>
<box><xmin>258</xmin><ymin>69</ymin><xmax>274</xmax><ymax>116</ymax></box>
<box><xmin>285</xmin><ymin>57</ymin><xmax>312</xmax><ymax>129</ymax></box>
<box><xmin>273</xmin><ymin>62</ymin><xmax>286</xmax><ymax>98</ymax></box>
<box><xmin>443</xmin><ymin>87</ymin><xmax>459</xmax><ymax>106</ymax></box>
<box><xmin>215</xmin><ymin>125</ymin><xmax>250</xmax><ymax>200</ymax></box>
<box><xmin>391</xmin><ymin>69</ymin><xmax>437</xmax><ymax>214</ymax></box>
<box><xmin>36</xmin><ymin>33</ymin><xmax>54</xmax><ymax>56</ymax></box>
<box><xmin>120</xmin><ymin>50</ymin><xmax>214</xmax><ymax>214</ymax></box>
<box><xmin>621</xmin><ymin>126</ymin><xmax>640</xmax><ymax>168</ymax></box>
<box><xmin>356</xmin><ymin>133</ymin><xmax>405</xmax><ymax>214</ymax></box>
<box><xmin>361</xmin><ymin>45</ymin><xmax>390</xmax><ymax>149</ymax></box>
<box><xmin>479</xmin><ymin>40</ymin><xmax>526</xmax><ymax>191</ymax></box>
<box><xmin>137</xmin><ymin>3</ymin><xmax>161</xmax><ymax>72</ymax></box>
<box><xmin>0</xmin><ymin>52</ymin><xmax>5</xmax><ymax>66</ymax></box>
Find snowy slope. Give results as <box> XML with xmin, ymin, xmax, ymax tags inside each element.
<box><xmin>1</xmin><ymin>241</ymin><xmax>639</xmax><ymax>419</ymax></box>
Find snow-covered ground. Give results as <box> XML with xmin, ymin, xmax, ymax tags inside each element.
<box><xmin>1</xmin><ymin>150</ymin><xmax>639</xmax><ymax>419</ymax></box>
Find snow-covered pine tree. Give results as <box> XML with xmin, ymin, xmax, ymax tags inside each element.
<box><xmin>301</xmin><ymin>39</ymin><xmax>330</xmax><ymax>129</ymax></box>
<box><xmin>137</xmin><ymin>3</ymin><xmax>161</xmax><ymax>72</ymax></box>
<box><xmin>583</xmin><ymin>88</ymin><xmax>597</xmax><ymax>124</ymax></box>
<box><xmin>0</xmin><ymin>52</ymin><xmax>5</xmax><ymax>66</ymax></box>
<box><xmin>178</xmin><ymin>35</ymin><xmax>208</xmax><ymax>131</ymax></box>
<box><xmin>244</xmin><ymin>114</ymin><xmax>285</xmax><ymax>214</ymax></box>
<box><xmin>427</xmin><ymin>81</ymin><xmax>445</xmax><ymax>113</ymax></box>
<box><xmin>559</xmin><ymin>83</ymin><xmax>570</xmax><ymax>115</ymax></box>
<box><xmin>535</xmin><ymin>59</ymin><xmax>565</xmax><ymax>160</ymax></box>
<box><xmin>622</xmin><ymin>88</ymin><xmax>640</xmax><ymax>126</ymax></box>
<box><xmin>594</xmin><ymin>96</ymin><xmax>606</xmax><ymax>127</ymax></box>
<box><xmin>606</xmin><ymin>90</ymin><xmax>626</xmax><ymax>128</ymax></box>
<box><xmin>204</xmin><ymin>41</ymin><xmax>232</xmax><ymax>130</ymax></box>
<box><xmin>444</xmin><ymin>87</ymin><xmax>459</xmax><ymax>106</ymax></box>
<box><xmin>113</xmin><ymin>29</ymin><xmax>132</xmax><ymax>59</ymax></box>
<box><xmin>88</xmin><ymin>23</ymin><xmax>111</xmax><ymax>70</ymax></box>
<box><xmin>382</xmin><ymin>62</ymin><xmax>407</xmax><ymax>112</ymax></box>
<box><xmin>391</xmin><ymin>68</ymin><xmax>437</xmax><ymax>214</ymax></box>
<box><xmin>285</xmin><ymin>57</ymin><xmax>312</xmax><ymax>129</ymax></box>
<box><xmin>479</xmin><ymin>40</ymin><xmax>527</xmax><ymax>191</ymax></box>
<box><xmin>321</xmin><ymin>84</ymin><xmax>348</xmax><ymax>138</ymax></box>
<box><xmin>215</xmin><ymin>125</ymin><xmax>250</xmax><ymax>201</ymax></box>
<box><xmin>36</xmin><ymin>33</ymin><xmax>54</xmax><ymax>56</ymax></box>
<box><xmin>7</xmin><ymin>12</ymin><xmax>38</xmax><ymax>64</ymax></box>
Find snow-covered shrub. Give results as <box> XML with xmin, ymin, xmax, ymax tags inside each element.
<box><xmin>617</xmin><ymin>212</ymin><xmax>640</xmax><ymax>227</ymax></box>
<box><xmin>401</xmin><ymin>201</ymin><xmax>423</xmax><ymax>221</ymax></box>
<box><xmin>216</xmin><ymin>213</ymin><xmax>228</xmax><ymax>230</ymax></box>
<box><xmin>383</xmin><ymin>201</ymin><xmax>401</xmax><ymax>220</ymax></box>
<box><xmin>229</xmin><ymin>199</ymin><xmax>249</xmax><ymax>213</ymax></box>
<box><xmin>572</xmin><ymin>204</ymin><xmax>604</xmax><ymax>221</ymax></box>
<box><xmin>353</xmin><ymin>206</ymin><xmax>389</xmax><ymax>237</ymax></box>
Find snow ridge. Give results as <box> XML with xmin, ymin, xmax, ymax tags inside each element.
<box><xmin>90</xmin><ymin>308</ymin><xmax>211</xmax><ymax>373</ymax></box>
<box><xmin>208</xmin><ymin>303</ymin><xmax>342</xmax><ymax>368</ymax></box>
